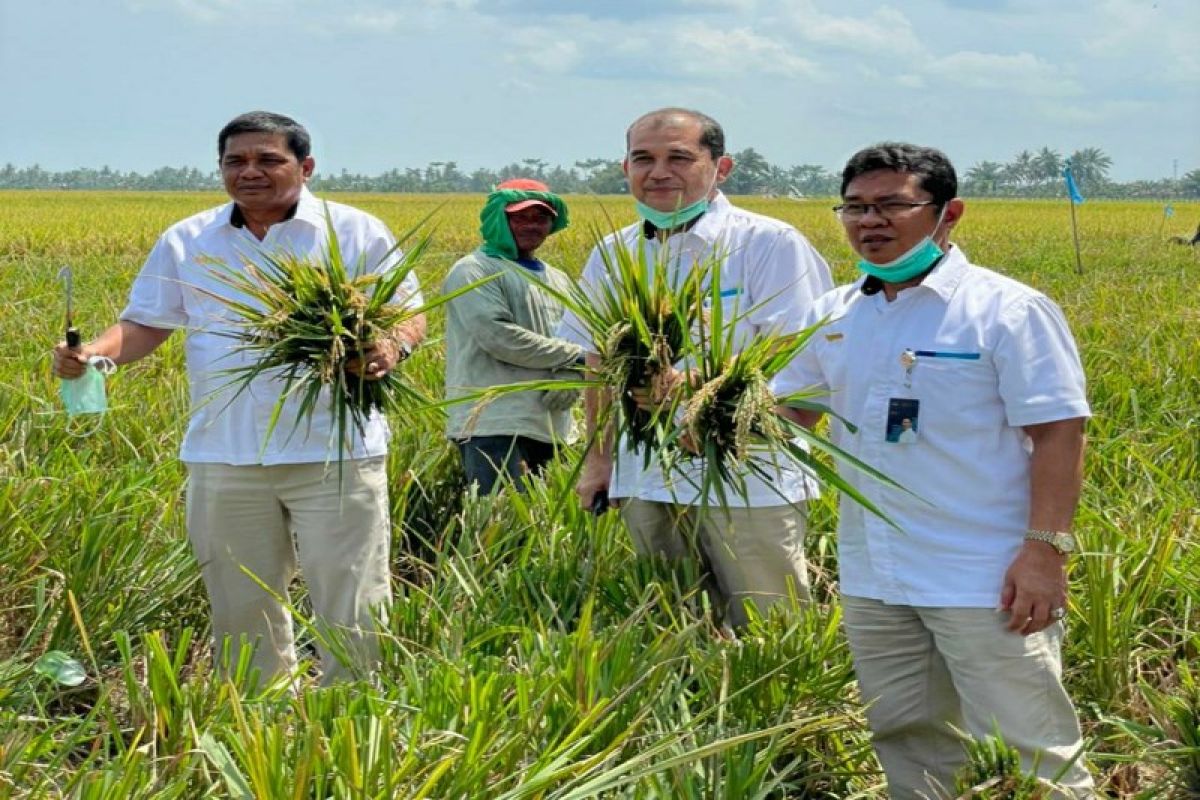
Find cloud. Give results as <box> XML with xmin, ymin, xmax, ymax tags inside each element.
<box><xmin>784</xmin><ymin>2</ymin><xmax>924</xmax><ymax>59</ymax></box>
<box><xmin>130</xmin><ymin>0</ymin><xmax>246</xmax><ymax>24</ymax></box>
<box><xmin>934</xmin><ymin>0</ymin><xmax>1023</xmax><ymax>10</ymax></box>
<box><xmin>931</xmin><ymin>50</ymin><xmax>1081</xmax><ymax>96</ymax></box>
<box><xmin>504</xmin><ymin>25</ymin><xmax>583</xmax><ymax>74</ymax></box>
<box><xmin>677</xmin><ymin>0</ymin><xmax>759</xmax><ymax>11</ymax></box>
<box><xmin>129</xmin><ymin>0</ymin><xmax>476</xmax><ymax>33</ymax></box>
<box><xmin>498</xmin><ymin>77</ymin><xmax>537</xmax><ymax>93</ymax></box>
<box><xmin>1081</xmin><ymin>0</ymin><xmax>1200</xmax><ymax>83</ymax></box>
<box><xmin>341</xmin><ymin>9</ymin><xmax>406</xmax><ymax>32</ymax></box>
<box><xmin>500</xmin><ymin>16</ymin><xmax>817</xmax><ymax>82</ymax></box>
<box><xmin>483</xmin><ymin>0</ymin><xmax>754</xmax><ymax>21</ymax></box>
<box><xmin>1035</xmin><ymin>98</ymin><xmax>1159</xmax><ymax>126</ymax></box>
<box><xmin>669</xmin><ymin>25</ymin><xmax>820</xmax><ymax>78</ymax></box>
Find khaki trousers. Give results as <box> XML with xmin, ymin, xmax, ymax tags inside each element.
<box><xmin>186</xmin><ymin>458</ymin><xmax>391</xmax><ymax>685</ymax></box>
<box><xmin>620</xmin><ymin>499</ymin><xmax>810</xmax><ymax>627</ymax></box>
<box><xmin>841</xmin><ymin>596</ymin><xmax>1095</xmax><ymax>799</ymax></box>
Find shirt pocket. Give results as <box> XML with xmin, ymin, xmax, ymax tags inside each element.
<box><xmin>912</xmin><ymin>354</ymin><xmax>1002</xmax><ymax>432</ymax></box>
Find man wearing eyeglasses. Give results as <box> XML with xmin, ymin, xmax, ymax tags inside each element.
<box><xmin>774</xmin><ymin>143</ymin><xmax>1094</xmax><ymax>798</ymax></box>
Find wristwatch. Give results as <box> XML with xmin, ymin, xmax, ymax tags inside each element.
<box><xmin>1024</xmin><ymin>529</ymin><xmax>1077</xmax><ymax>555</ymax></box>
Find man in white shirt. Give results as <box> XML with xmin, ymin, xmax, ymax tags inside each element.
<box><xmin>557</xmin><ymin>108</ymin><xmax>832</xmax><ymax>628</ymax></box>
<box><xmin>52</xmin><ymin>111</ymin><xmax>425</xmax><ymax>686</ymax></box>
<box><xmin>774</xmin><ymin>142</ymin><xmax>1094</xmax><ymax>798</ymax></box>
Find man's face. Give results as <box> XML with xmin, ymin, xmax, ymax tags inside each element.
<box><xmin>507</xmin><ymin>206</ymin><xmax>555</xmax><ymax>256</ymax></box>
<box><xmin>220</xmin><ymin>132</ymin><xmax>313</xmax><ymax>217</ymax></box>
<box><xmin>841</xmin><ymin>169</ymin><xmax>954</xmax><ymax>264</ymax></box>
<box><xmin>623</xmin><ymin>117</ymin><xmax>731</xmax><ymax>212</ymax></box>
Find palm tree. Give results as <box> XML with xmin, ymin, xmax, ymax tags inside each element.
<box><xmin>965</xmin><ymin>161</ymin><xmax>1005</xmax><ymax>196</ymax></box>
<box><xmin>1004</xmin><ymin>150</ymin><xmax>1036</xmax><ymax>190</ymax></box>
<box><xmin>725</xmin><ymin>147</ymin><xmax>771</xmax><ymax>195</ymax></box>
<box><xmin>1033</xmin><ymin>147</ymin><xmax>1064</xmax><ymax>186</ymax></box>
<box><xmin>1068</xmin><ymin>147</ymin><xmax>1113</xmax><ymax>190</ymax></box>
<box><xmin>788</xmin><ymin>164</ymin><xmax>836</xmax><ymax>197</ymax></box>
<box><xmin>1181</xmin><ymin>169</ymin><xmax>1200</xmax><ymax>199</ymax></box>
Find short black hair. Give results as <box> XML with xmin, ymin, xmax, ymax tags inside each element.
<box><xmin>626</xmin><ymin>108</ymin><xmax>726</xmax><ymax>159</ymax></box>
<box><xmin>218</xmin><ymin>111</ymin><xmax>312</xmax><ymax>161</ymax></box>
<box><xmin>841</xmin><ymin>142</ymin><xmax>957</xmax><ymax>206</ymax></box>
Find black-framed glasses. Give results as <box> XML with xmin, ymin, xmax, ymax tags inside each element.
<box><xmin>832</xmin><ymin>201</ymin><xmax>937</xmax><ymax>221</ymax></box>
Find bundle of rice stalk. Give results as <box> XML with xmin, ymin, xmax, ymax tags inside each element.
<box><xmin>197</xmin><ymin>205</ymin><xmax>490</xmax><ymax>466</ymax></box>
<box><xmin>674</xmin><ymin>274</ymin><xmax>903</xmax><ymax>522</ymax></box>
<box><xmin>539</xmin><ymin>224</ymin><xmax>713</xmax><ymax>460</ymax></box>
<box><xmin>513</xmin><ymin>220</ymin><xmax>904</xmax><ymax>522</ymax></box>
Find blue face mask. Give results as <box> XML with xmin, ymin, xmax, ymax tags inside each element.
<box><xmin>60</xmin><ymin>357</ymin><xmax>115</xmax><ymax>417</ymax></box>
<box><xmin>857</xmin><ymin>206</ymin><xmax>948</xmax><ymax>283</ymax></box>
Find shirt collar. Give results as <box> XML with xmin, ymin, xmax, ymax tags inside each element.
<box><xmin>915</xmin><ymin>244</ymin><xmax>969</xmax><ymax>301</ymax></box>
<box><xmin>688</xmin><ymin>191</ymin><xmax>731</xmax><ymax>243</ymax></box>
<box><xmin>224</xmin><ymin>186</ymin><xmax>322</xmax><ymax>230</ymax></box>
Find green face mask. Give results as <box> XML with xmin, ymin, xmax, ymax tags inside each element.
<box><xmin>856</xmin><ymin>206</ymin><xmax>948</xmax><ymax>283</ymax></box>
<box><xmin>635</xmin><ymin>196</ymin><xmax>709</xmax><ymax>230</ymax></box>
<box><xmin>60</xmin><ymin>357</ymin><xmax>115</xmax><ymax>416</ymax></box>
<box><xmin>635</xmin><ymin>167</ymin><xmax>720</xmax><ymax>231</ymax></box>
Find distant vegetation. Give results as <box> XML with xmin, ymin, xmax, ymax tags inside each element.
<box><xmin>3</xmin><ymin>146</ymin><xmax>1198</xmax><ymax>199</ymax></box>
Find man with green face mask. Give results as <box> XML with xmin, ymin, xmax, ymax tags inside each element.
<box><xmin>443</xmin><ymin>178</ymin><xmax>583</xmax><ymax>493</ymax></box>
<box><xmin>774</xmin><ymin>143</ymin><xmax>1094</xmax><ymax>798</ymax></box>
<box><xmin>556</xmin><ymin>108</ymin><xmax>833</xmax><ymax>630</ymax></box>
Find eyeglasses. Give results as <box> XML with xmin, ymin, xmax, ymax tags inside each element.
<box><xmin>832</xmin><ymin>201</ymin><xmax>937</xmax><ymax>221</ymax></box>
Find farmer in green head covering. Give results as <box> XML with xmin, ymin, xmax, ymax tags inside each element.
<box><xmin>479</xmin><ymin>178</ymin><xmax>570</xmax><ymax>261</ymax></box>
<box><xmin>443</xmin><ymin>178</ymin><xmax>583</xmax><ymax>493</ymax></box>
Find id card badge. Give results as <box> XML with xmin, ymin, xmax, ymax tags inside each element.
<box><xmin>886</xmin><ymin>398</ymin><xmax>920</xmax><ymax>444</ymax></box>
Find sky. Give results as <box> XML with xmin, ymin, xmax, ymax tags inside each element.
<box><xmin>1</xmin><ymin>0</ymin><xmax>1196</xmax><ymax>182</ymax></box>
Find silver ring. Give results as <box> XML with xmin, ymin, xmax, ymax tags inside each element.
<box><xmin>1051</xmin><ymin>607</ymin><xmax>1065</xmax><ymax>620</ymax></box>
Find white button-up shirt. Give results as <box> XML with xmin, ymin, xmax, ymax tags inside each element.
<box><xmin>772</xmin><ymin>246</ymin><xmax>1090</xmax><ymax>606</ymax></box>
<box><xmin>557</xmin><ymin>193</ymin><xmax>833</xmax><ymax>507</ymax></box>
<box><xmin>120</xmin><ymin>187</ymin><xmax>422</xmax><ymax>465</ymax></box>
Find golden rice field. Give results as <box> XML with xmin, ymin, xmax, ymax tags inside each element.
<box><xmin>0</xmin><ymin>191</ymin><xmax>1197</xmax><ymax>798</ymax></box>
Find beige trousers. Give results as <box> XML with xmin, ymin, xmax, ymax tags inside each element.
<box><xmin>620</xmin><ymin>499</ymin><xmax>810</xmax><ymax>627</ymax></box>
<box><xmin>185</xmin><ymin>458</ymin><xmax>391</xmax><ymax>686</ymax></box>
<box><xmin>841</xmin><ymin>596</ymin><xmax>1095</xmax><ymax>799</ymax></box>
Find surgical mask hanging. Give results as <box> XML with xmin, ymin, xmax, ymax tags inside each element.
<box><xmin>61</xmin><ymin>356</ymin><xmax>117</xmax><ymax>417</ymax></box>
<box><xmin>635</xmin><ymin>167</ymin><xmax>721</xmax><ymax>230</ymax></box>
<box><xmin>857</xmin><ymin>205</ymin><xmax>948</xmax><ymax>283</ymax></box>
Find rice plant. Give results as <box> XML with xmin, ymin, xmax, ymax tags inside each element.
<box><xmin>537</xmin><ymin>223</ymin><xmax>709</xmax><ymax>460</ymax></box>
<box><xmin>678</xmin><ymin>271</ymin><xmax>905</xmax><ymax>519</ymax></box>
<box><xmin>1</xmin><ymin>191</ymin><xmax>1197</xmax><ymax>798</ymax></box>
<box><xmin>196</xmin><ymin>204</ymin><xmax>491</xmax><ymax>466</ymax></box>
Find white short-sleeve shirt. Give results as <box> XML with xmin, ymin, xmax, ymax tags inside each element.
<box><xmin>120</xmin><ymin>187</ymin><xmax>423</xmax><ymax>465</ymax></box>
<box><xmin>772</xmin><ymin>246</ymin><xmax>1090</xmax><ymax>606</ymax></box>
<box><xmin>557</xmin><ymin>193</ymin><xmax>833</xmax><ymax>507</ymax></box>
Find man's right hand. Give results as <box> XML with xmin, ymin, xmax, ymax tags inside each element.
<box><xmin>576</xmin><ymin>453</ymin><xmax>614</xmax><ymax>510</ymax></box>
<box><xmin>52</xmin><ymin>341</ymin><xmax>91</xmax><ymax>379</ymax></box>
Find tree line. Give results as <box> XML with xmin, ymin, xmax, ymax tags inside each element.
<box><xmin>2</xmin><ymin>148</ymin><xmax>1198</xmax><ymax>198</ymax></box>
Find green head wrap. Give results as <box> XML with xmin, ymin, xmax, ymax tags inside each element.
<box><xmin>479</xmin><ymin>188</ymin><xmax>570</xmax><ymax>260</ymax></box>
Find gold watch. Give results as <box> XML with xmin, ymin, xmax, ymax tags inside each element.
<box><xmin>1024</xmin><ymin>529</ymin><xmax>1077</xmax><ymax>555</ymax></box>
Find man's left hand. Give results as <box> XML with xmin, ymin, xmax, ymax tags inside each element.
<box><xmin>999</xmin><ymin>541</ymin><xmax>1068</xmax><ymax>636</ymax></box>
<box><xmin>345</xmin><ymin>338</ymin><xmax>405</xmax><ymax>381</ymax></box>
<box><xmin>627</xmin><ymin>366</ymin><xmax>687</xmax><ymax>411</ymax></box>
